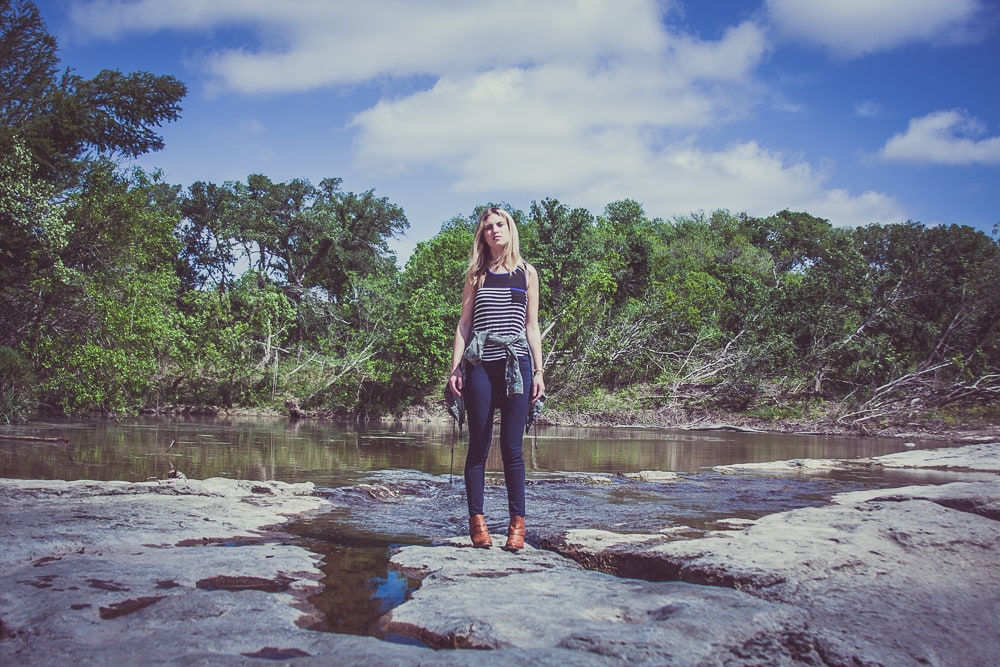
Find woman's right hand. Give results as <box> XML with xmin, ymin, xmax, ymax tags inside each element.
<box><xmin>448</xmin><ymin>369</ymin><xmax>463</xmax><ymax>396</ymax></box>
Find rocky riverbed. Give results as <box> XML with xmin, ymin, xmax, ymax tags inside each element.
<box><xmin>1</xmin><ymin>443</ymin><xmax>998</xmax><ymax>665</ymax></box>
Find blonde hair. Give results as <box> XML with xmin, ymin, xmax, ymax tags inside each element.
<box><xmin>466</xmin><ymin>207</ymin><xmax>523</xmax><ymax>287</ymax></box>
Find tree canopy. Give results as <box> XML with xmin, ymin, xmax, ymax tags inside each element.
<box><xmin>1</xmin><ymin>0</ymin><xmax>997</xmax><ymax>431</ymax></box>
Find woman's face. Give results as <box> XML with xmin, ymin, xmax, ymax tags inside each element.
<box><xmin>481</xmin><ymin>213</ymin><xmax>510</xmax><ymax>256</ymax></box>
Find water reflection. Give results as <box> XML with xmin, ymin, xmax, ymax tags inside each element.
<box><xmin>0</xmin><ymin>417</ymin><xmax>942</xmax><ymax>485</ymax></box>
<box><xmin>287</xmin><ymin>510</ymin><xmax>426</xmax><ymax>644</ymax></box>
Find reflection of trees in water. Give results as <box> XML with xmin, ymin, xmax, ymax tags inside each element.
<box><xmin>0</xmin><ymin>417</ymin><xmax>926</xmax><ymax>483</ymax></box>
<box><xmin>290</xmin><ymin>518</ymin><xmax>420</xmax><ymax>639</ymax></box>
<box><xmin>308</xmin><ymin>543</ymin><xmax>392</xmax><ymax>636</ymax></box>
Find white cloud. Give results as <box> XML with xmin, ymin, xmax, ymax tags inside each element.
<box><xmin>67</xmin><ymin>0</ymin><xmax>668</xmax><ymax>93</ymax></box>
<box><xmin>854</xmin><ymin>101</ymin><xmax>882</xmax><ymax>118</ymax></box>
<box><xmin>561</xmin><ymin>140</ymin><xmax>907</xmax><ymax>229</ymax></box>
<box><xmin>346</xmin><ymin>16</ymin><xmax>897</xmax><ymax>230</ymax></box>
<box><xmin>65</xmin><ymin>0</ymin><xmax>907</xmax><ymax>231</ymax></box>
<box><xmin>765</xmin><ymin>0</ymin><xmax>986</xmax><ymax>57</ymax></box>
<box><xmin>880</xmin><ymin>109</ymin><xmax>1000</xmax><ymax>165</ymax></box>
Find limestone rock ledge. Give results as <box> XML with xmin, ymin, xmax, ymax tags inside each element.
<box><xmin>0</xmin><ymin>478</ymin><xmax>434</xmax><ymax>666</ymax></box>
<box><xmin>383</xmin><ymin>459</ymin><xmax>1000</xmax><ymax>665</ymax></box>
<box><xmin>4</xmin><ymin>444</ymin><xmax>1000</xmax><ymax>666</ymax></box>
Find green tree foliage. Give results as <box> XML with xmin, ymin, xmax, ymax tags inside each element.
<box><xmin>2</xmin><ymin>5</ymin><xmax>996</xmax><ymax>426</ymax></box>
<box><xmin>0</xmin><ymin>0</ymin><xmax>186</xmax><ymax>419</ymax></box>
<box><xmin>176</xmin><ymin>180</ymin><xmax>239</xmax><ymax>291</ymax></box>
<box><xmin>27</xmin><ymin>164</ymin><xmax>184</xmax><ymax>414</ymax></box>
<box><xmin>394</xmin><ymin>218</ymin><xmax>475</xmax><ymax>395</ymax></box>
<box><xmin>172</xmin><ymin>273</ymin><xmax>296</xmax><ymax>408</ymax></box>
<box><xmin>171</xmin><ymin>174</ymin><xmax>410</xmax><ymax>413</ymax></box>
<box><xmin>525</xmin><ymin>198</ymin><xmax>597</xmax><ymax>315</ymax></box>
<box><xmin>230</xmin><ymin>174</ymin><xmax>408</xmax><ymax>302</ymax></box>
<box><xmin>835</xmin><ymin>223</ymin><xmax>1000</xmax><ymax>424</ymax></box>
<box><xmin>0</xmin><ymin>0</ymin><xmax>186</xmax><ymax>184</ymax></box>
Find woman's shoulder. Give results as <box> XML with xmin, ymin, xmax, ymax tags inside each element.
<box><xmin>521</xmin><ymin>261</ymin><xmax>538</xmax><ymax>281</ymax></box>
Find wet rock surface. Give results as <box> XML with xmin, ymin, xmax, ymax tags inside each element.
<box><xmin>1</xmin><ymin>445</ymin><xmax>998</xmax><ymax>665</ymax></box>
<box><xmin>386</xmin><ymin>539</ymin><xmax>811</xmax><ymax>663</ymax></box>
<box><xmin>0</xmin><ymin>478</ymin><xmax>416</xmax><ymax>665</ymax></box>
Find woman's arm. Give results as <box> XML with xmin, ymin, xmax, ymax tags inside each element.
<box><xmin>524</xmin><ymin>263</ymin><xmax>546</xmax><ymax>401</ymax></box>
<box><xmin>448</xmin><ymin>279</ymin><xmax>476</xmax><ymax>395</ymax></box>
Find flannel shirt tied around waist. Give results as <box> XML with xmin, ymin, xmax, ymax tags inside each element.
<box><xmin>462</xmin><ymin>329</ymin><xmax>529</xmax><ymax>397</ymax></box>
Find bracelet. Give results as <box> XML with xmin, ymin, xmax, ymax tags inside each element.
<box><xmin>533</xmin><ymin>368</ymin><xmax>544</xmax><ymax>376</ymax></box>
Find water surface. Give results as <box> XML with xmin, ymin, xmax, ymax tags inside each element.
<box><xmin>0</xmin><ymin>416</ymin><xmax>940</xmax><ymax>484</ymax></box>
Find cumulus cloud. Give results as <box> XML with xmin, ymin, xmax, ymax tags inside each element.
<box><xmin>67</xmin><ymin>0</ymin><xmax>667</xmax><ymax>92</ymax></box>
<box><xmin>64</xmin><ymin>0</ymin><xmax>908</xmax><ymax>230</ymax></box>
<box><xmin>561</xmin><ymin>141</ymin><xmax>907</xmax><ymax>229</ymax></box>
<box><xmin>765</xmin><ymin>0</ymin><xmax>986</xmax><ymax>57</ymax></box>
<box><xmin>880</xmin><ymin>109</ymin><xmax>1000</xmax><ymax>165</ymax></box>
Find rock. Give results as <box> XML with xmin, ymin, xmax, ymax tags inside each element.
<box><xmin>618</xmin><ymin>470</ymin><xmax>680</xmax><ymax>482</ymax></box>
<box><xmin>712</xmin><ymin>517</ymin><xmax>757</xmax><ymax>530</ymax></box>
<box><xmin>543</xmin><ymin>478</ymin><xmax>1000</xmax><ymax>667</ymax></box>
<box><xmin>2</xmin><ymin>443</ymin><xmax>999</xmax><ymax>665</ymax></box>
<box><xmin>385</xmin><ymin>538</ymin><xmax>812</xmax><ymax>664</ymax></box>
<box><xmin>716</xmin><ymin>441</ymin><xmax>1000</xmax><ymax>475</ymax></box>
<box><xmin>874</xmin><ymin>442</ymin><xmax>1000</xmax><ymax>472</ymax></box>
<box><xmin>0</xmin><ymin>477</ymin><xmax>441</xmax><ymax>666</ymax></box>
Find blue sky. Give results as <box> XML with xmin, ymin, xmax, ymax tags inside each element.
<box><xmin>34</xmin><ymin>0</ymin><xmax>1000</xmax><ymax>262</ymax></box>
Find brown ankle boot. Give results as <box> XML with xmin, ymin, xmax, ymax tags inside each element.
<box><xmin>469</xmin><ymin>514</ymin><xmax>492</xmax><ymax>548</ymax></box>
<box><xmin>504</xmin><ymin>516</ymin><xmax>525</xmax><ymax>551</ymax></box>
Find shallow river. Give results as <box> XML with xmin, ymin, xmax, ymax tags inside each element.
<box><xmin>0</xmin><ymin>415</ymin><xmax>942</xmax><ymax>483</ymax></box>
<box><xmin>0</xmin><ymin>416</ymin><xmax>958</xmax><ymax>643</ymax></box>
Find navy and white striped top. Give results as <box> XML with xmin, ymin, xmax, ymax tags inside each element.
<box><xmin>472</xmin><ymin>266</ymin><xmax>529</xmax><ymax>362</ymax></box>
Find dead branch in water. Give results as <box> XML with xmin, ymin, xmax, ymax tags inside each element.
<box><xmin>0</xmin><ymin>433</ymin><xmax>69</xmax><ymax>444</ymax></box>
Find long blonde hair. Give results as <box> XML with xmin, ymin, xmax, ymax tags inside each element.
<box><xmin>466</xmin><ymin>207</ymin><xmax>523</xmax><ymax>287</ymax></box>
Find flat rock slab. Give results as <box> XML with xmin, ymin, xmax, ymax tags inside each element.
<box><xmin>546</xmin><ymin>479</ymin><xmax>1000</xmax><ymax>666</ymax></box>
<box><xmin>2</xmin><ymin>443</ymin><xmax>999</xmax><ymax>666</ymax></box>
<box><xmin>0</xmin><ymin>478</ymin><xmax>438</xmax><ymax>666</ymax></box>
<box><xmin>386</xmin><ymin>539</ymin><xmax>812</xmax><ymax>664</ymax></box>
<box><xmin>717</xmin><ymin>441</ymin><xmax>1000</xmax><ymax>476</ymax></box>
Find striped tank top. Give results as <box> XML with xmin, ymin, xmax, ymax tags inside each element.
<box><xmin>472</xmin><ymin>266</ymin><xmax>529</xmax><ymax>362</ymax></box>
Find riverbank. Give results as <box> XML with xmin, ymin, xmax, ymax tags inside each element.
<box><xmin>2</xmin><ymin>443</ymin><xmax>998</xmax><ymax>665</ymax></box>
<box><xmin>134</xmin><ymin>399</ymin><xmax>1000</xmax><ymax>444</ymax></box>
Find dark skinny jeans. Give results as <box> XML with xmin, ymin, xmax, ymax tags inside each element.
<box><xmin>463</xmin><ymin>356</ymin><xmax>531</xmax><ymax>519</ymax></box>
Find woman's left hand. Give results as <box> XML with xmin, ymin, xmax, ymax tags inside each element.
<box><xmin>531</xmin><ymin>371</ymin><xmax>545</xmax><ymax>401</ymax></box>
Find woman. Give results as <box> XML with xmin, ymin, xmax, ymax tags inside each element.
<box><xmin>447</xmin><ymin>207</ymin><xmax>545</xmax><ymax>551</ymax></box>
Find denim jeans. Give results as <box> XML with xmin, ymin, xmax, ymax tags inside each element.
<box><xmin>463</xmin><ymin>356</ymin><xmax>531</xmax><ymax>519</ymax></box>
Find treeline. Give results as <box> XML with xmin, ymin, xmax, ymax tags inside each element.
<box><xmin>416</xmin><ymin>204</ymin><xmax>1000</xmax><ymax>430</ymax></box>
<box><xmin>2</xmin><ymin>1</ymin><xmax>998</xmax><ymax>429</ymax></box>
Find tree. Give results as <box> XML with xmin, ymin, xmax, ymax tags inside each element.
<box><xmin>837</xmin><ymin>222</ymin><xmax>1000</xmax><ymax>423</ymax></box>
<box><xmin>595</xmin><ymin>199</ymin><xmax>662</xmax><ymax>307</ymax></box>
<box><xmin>27</xmin><ymin>164</ymin><xmax>185</xmax><ymax>415</ymax></box>
<box><xmin>525</xmin><ymin>198</ymin><xmax>596</xmax><ymax>314</ymax></box>
<box><xmin>0</xmin><ymin>139</ymin><xmax>67</xmax><ymax>344</ymax></box>
<box><xmin>1</xmin><ymin>0</ymin><xmax>186</xmax><ymax>184</ymax></box>
<box><xmin>176</xmin><ymin>180</ymin><xmax>240</xmax><ymax>292</ymax></box>
<box><xmin>750</xmin><ymin>210</ymin><xmax>833</xmax><ymax>274</ymax></box>
<box><xmin>213</xmin><ymin>175</ymin><xmax>408</xmax><ymax>304</ymax></box>
<box><xmin>1</xmin><ymin>0</ymin><xmax>188</xmax><ymax>419</ymax></box>
<box><xmin>393</xmin><ymin>218</ymin><xmax>474</xmax><ymax>395</ymax></box>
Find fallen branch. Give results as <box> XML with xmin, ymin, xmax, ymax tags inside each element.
<box><xmin>0</xmin><ymin>433</ymin><xmax>69</xmax><ymax>444</ymax></box>
<box><xmin>684</xmin><ymin>424</ymin><xmax>762</xmax><ymax>433</ymax></box>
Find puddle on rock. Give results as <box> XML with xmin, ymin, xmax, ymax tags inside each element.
<box><xmin>280</xmin><ymin>466</ymin><xmax>972</xmax><ymax>646</ymax></box>
<box><xmin>285</xmin><ymin>510</ymin><xmax>427</xmax><ymax>647</ymax></box>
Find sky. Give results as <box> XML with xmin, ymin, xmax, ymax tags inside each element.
<box><xmin>33</xmin><ymin>0</ymin><xmax>1000</xmax><ymax>263</ymax></box>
